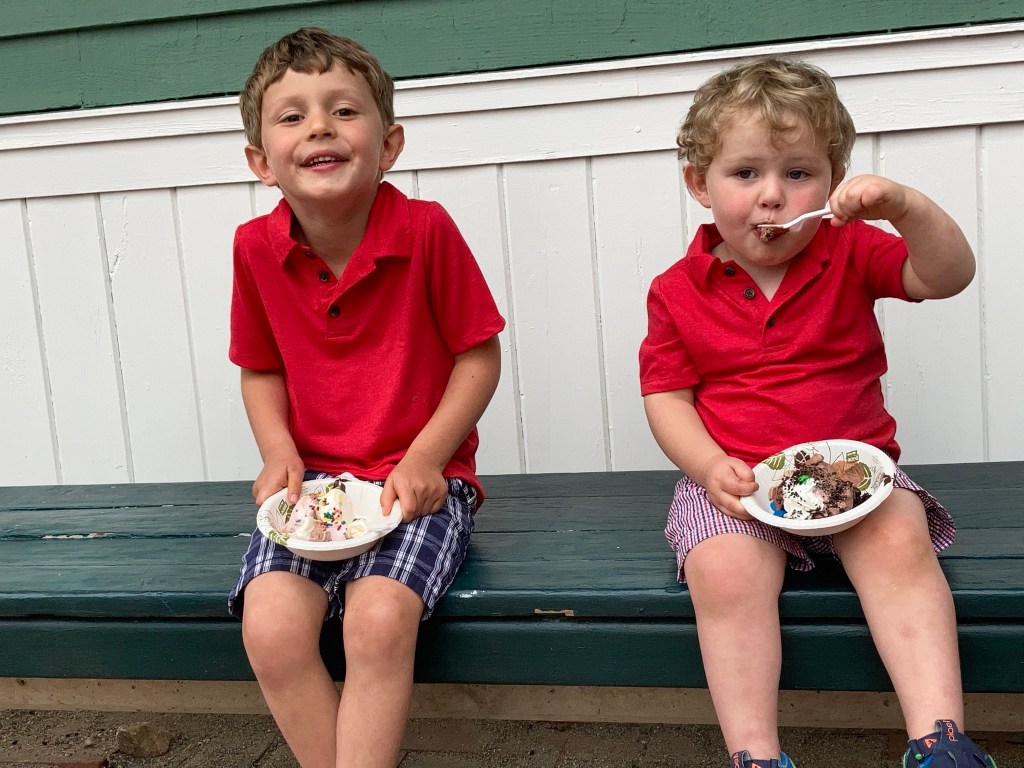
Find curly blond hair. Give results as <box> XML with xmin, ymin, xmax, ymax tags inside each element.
<box><xmin>677</xmin><ymin>56</ymin><xmax>855</xmax><ymax>183</ymax></box>
<box><xmin>239</xmin><ymin>27</ymin><xmax>395</xmax><ymax>148</ymax></box>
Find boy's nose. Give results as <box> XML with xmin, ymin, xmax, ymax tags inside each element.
<box><xmin>758</xmin><ymin>178</ymin><xmax>785</xmax><ymax>208</ymax></box>
<box><xmin>307</xmin><ymin>110</ymin><xmax>335</xmax><ymax>138</ymax></box>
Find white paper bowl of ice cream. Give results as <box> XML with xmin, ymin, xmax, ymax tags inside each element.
<box><xmin>256</xmin><ymin>474</ymin><xmax>402</xmax><ymax>561</ymax></box>
<box><xmin>740</xmin><ymin>440</ymin><xmax>896</xmax><ymax>536</ymax></box>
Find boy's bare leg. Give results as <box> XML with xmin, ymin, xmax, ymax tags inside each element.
<box><xmin>337</xmin><ymin>575</ymin><xmax>423</xmax><ymax>768</ymax></box>
<box><xmin>684</xmin><ymin>533</ymin><xmax>787</xmax><ymax>757</ymax></box>
<box><xmin>242</xmin><ymin>571</ymin><xmax>340</xmax><ymax>768</ymax></box>
<box><xmin>835</xmin><ymin>490</ymin><xmax>963</xmax><ymax>737</ymax></box>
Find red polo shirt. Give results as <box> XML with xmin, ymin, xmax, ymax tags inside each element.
<box><xmin>230</xmin><ymin>182</ymin><xmax>505</xmax><ymax>500</ymax></box>
<box><xmin>640</xmin><ymin>221</ymin><xmax>912</xmax><ymax>465</ymax></box>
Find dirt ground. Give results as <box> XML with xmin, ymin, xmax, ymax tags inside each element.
<box><xmin>1</xmin><ymin>709</ymin><xmax>1022</xmax><ymax>768</ymax></box>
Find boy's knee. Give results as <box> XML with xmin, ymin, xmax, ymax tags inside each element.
<box><xmin>842</xmin><ymin>496</ymin><xmax>935</xmax><ymax>568</ymax></box>
<box><xmin>686</xmin><ymin>537</ymin><xmax>785</xmax><ymax>607</ymax></box>
<box><xmin>343</xmin><ymin>587</ymin><xmax>420</xmax><ymax>665</ymax></box>
<box><xmin>239</xmin><ymin>575</ymin><xmax>328</xmax><ymax>679</ymax></box>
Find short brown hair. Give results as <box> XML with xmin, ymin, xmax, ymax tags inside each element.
<box><xmin>239</xmin><ymin>27</ymin><xmax>395</xmax><ymax>148</ymax></box>
<box><xmin>677</xmin><ymin>56</ymin><xmax>856</xmax><ymax>183</ymax></box>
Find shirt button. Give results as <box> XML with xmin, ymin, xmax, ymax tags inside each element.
<box><xmin>743</xmin><ymin>287</ymin><xmax>756</xmax><ymax>300</ymax></box>
<box><xmin>319</xmin><ymin>270</ymin><xmax>330</xmax><ymax>282</ymax></box>
<box><xmin>766</xmin><ymin>316</ymin><xmax>776</xmax><ymax>328</ymax></box>
<box><xmin>304</xmin><ymin>251</ymin><xmax>315</xmax><ymax>259</ymax></box>
<box><xmin>724</xmin><ymin>265</ymin><xmax>736</xmax><ymax>277</ymax></box>
<box><xmin>328</xmin><ymin>305</ymin><xmax>340</xmax><ymax>317</ymax></box>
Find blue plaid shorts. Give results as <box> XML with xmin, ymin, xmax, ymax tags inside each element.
<box><xmin>228</xmin><ymin>470</ymin><xmax>476</xmax><ymax>621</ymax></box>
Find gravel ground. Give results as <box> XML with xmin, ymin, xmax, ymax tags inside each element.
<box><xmin>1</xmin><ymin>710</ymin><xmax>1022</xmax><ymax>767</ymax></box>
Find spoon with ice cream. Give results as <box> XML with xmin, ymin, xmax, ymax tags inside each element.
<box><xmin>757</xmin><ymin>204</ymin><xmax>833</xmax><ymax>242</ymax></box>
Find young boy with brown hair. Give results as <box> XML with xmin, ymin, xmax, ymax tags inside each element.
<box><xmin>227</xmin><ymin>27</ymin><xmax>504</xmax><ymax>768</ymax></box>
<box><xmin>640</xmin><ymin>56</ymin><xmax>996</xmax><ymax>768</ymax></box>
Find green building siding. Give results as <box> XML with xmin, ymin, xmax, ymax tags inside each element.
<box><xmin>3</xmin><ymin>0</ymin><xmax>1024</xmax><ymax>116</ymax></box>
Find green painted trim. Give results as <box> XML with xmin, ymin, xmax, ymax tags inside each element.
<box><xmin>2</xmin><ymin>0</ymin><xmax>1023</xmax><ymax>117</ymax></box>
<box><xmin>1</xmin><ymin>0</ymin><xmax>333</xmax><ymax>38</ymax></box>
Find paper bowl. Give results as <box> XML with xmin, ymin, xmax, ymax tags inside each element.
<box><xmin>256</xmin><ymin>474</ymin><xmax>402</xmax><ymax>561</ymax></box>
<box><xmin>740</xmin><ymin>440</ymin><xmax>896</xmax><ymax>536</ymax></box>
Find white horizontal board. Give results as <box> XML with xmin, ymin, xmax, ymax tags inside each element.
<box><xmin>2</xmin><ymin>26</ymin><xmax>1023</xmax><ymax>200</ymax></box>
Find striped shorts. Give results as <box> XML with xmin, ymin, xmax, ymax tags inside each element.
<box><xmin>228</xmin><ymin>470</ymin><xmax>476</xmax><ymax>621</ymax></box>
<box><xmin>665</xmin><ymin>466</ymin><xmax>954</xmax><ymax>582</ymax></box>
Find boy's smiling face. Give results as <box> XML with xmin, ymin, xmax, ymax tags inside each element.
<box><xmin>245</xmin><ymin>63</ymin><xmax>403</xmax><ymax>213</ymax></box>
<box><xmin>685</xmin><ymin>108</ymin><xmax>837</xmax><ymax>282</ymax></box>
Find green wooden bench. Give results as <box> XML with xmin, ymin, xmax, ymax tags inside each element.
<box><xmin>1</xmin><ymin>463</ymin><xmax>1022</xmax><ymax>710</ymax></box>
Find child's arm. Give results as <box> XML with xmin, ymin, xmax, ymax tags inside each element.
<box><xmin>380</xmin><ymin>336</ymin><xmax>502</xmax><ymax>521</ymax></box>
<box><xmin>829</xmin><ymin>175</ymin><xmax>976</xmax><ymax>300</ymax></box>
<box><xmin>644</xmin><ymin>388</ymin><xmax>757</xmax><ymax>519</ymax></box>
<box><xmin>240</xmin><ymin>368</ymin><xmax>305</xmax><ymax>506</ymax></box>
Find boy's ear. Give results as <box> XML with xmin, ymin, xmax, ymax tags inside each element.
<box><xmin>379</xmin><ymin>124</ymin><xmax>405</xmax><ymax>173</ymax></box>
<box><xmin>244</xmin><ymin>144</ymin><xmax>278</xmax><ymax>188</ymax></box>
<box><xmin>683</xmin><ymin>164</ymin><xmax>712</xmax><ymax>208</ymax></box>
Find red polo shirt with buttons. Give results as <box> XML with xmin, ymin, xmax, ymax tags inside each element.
<box><xmin>230</xmin><ymin>181</ymin><xmax>505</xmax><ymax>500</ymax></box>
<box><xmin>640</xmin><ymin>221</ymin><xmax>913</xmax><ymax>466</ymax></box>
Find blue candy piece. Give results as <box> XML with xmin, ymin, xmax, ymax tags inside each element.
<box><xmin>769</xmin><ymin>501</ymin><xmax>786</xmax><ymax>516</ymax></box>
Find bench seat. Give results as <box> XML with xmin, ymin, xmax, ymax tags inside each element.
<box><xmin>1</xmin><ymin>464</ymin><xmax>1022</xmax><ymax>693</ymax></box>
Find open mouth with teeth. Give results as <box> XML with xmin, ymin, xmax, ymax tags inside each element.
<box><xmin>302</xmin><ymin>154</ymin><xmax>344</xmax><ymax>168</ymax></box>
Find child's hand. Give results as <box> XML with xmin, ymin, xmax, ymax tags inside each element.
<box><xmin>701</xmin><ymin>454</ymin><xmax>758</xmax><ymax>519</ymax></box>
<box><xmin>251</xmin><ymin>448</ymin><xmax>304</xmax><ymax>506</ymax></box>
<box><xmin>380</xmin><ymin>454</ymin><xmax>449</xmax><ymax>523</ymax></box>
<box><xmin>829</xmin><ymin>174</ymin><xmax>911</xmax><ymax>227</ymax></box>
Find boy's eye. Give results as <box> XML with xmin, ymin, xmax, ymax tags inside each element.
<box><xmin>333</xmin><ymin>107</ymin><xmax>355</xmax><ymax>117</ymax></box>
<box><xmin>281</xmin><ymin>114</ymin><xmax>302</xmax><ymax>123</ymax></box>
<box><xmin>735</xmin><ymin>169</ymin><xmax>755</xmax><ymax>180</ymax></box>
<box><xmin>787</xmin><ymin>170</ymin><xmax>809</xmax><ymax>180</ymax></box>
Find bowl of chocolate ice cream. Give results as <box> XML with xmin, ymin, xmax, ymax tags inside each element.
<box><xmin>740</xmin><ymin>440</ymin><xmax>896</xmax><ymax>536</ymax></box>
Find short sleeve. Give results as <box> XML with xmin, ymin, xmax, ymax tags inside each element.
<box><xmin>639</xmin><ymin>274</ymin><xmax>700</xmax><ymax>396</ymax></box>
<box><xmin>229</xmin><ymin>226</ymin><xmax>284</xmax><ymax>371</ymax></box>
<box><xmin>846</xmin><ymin>221</ymin><xmax>912</xmax><ymax>302</ymax></box>
<box><xmin>421</xmin><ymin>202</ymin><xmax>506</xmax><ymax>355</ymax></box>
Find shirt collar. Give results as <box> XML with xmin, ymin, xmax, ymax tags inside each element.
<box><xmin>684</xmin><ymin>222</ymin><xmax>833</xmax><ymax>286</ymax></box>
<box><xmin>267</xmin><ymin>181</ymin><xmax>413</xmax><ymax>268</ymax></box>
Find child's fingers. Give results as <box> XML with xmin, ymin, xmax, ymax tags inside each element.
<box><xmin>380</xmin><ymin>477</ymin><xmax>399</xmax><ymax>517</ymax></box>
<box><xmin>286</xmin><ymin>467</ymin><xmax>303</xmax><ymax>504</ymax></box>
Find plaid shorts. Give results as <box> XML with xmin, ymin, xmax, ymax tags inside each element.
<box><xmin>228</xmin><ymin>470</ymin><xmax>476</xmax><ymax>621</ymax></box>
<box><xmin>665</xmin><ymin>465</ymin><xmax>954</xmax><ymax>582</ymax></box>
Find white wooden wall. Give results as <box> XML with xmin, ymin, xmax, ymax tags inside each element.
<box><xmin>2</xmin><ymin>23</ymin><xmax>1022</xmax><ymax>486</ymax></box>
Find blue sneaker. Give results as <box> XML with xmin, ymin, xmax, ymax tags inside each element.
<box><xmin>730</xmin><ymin>750</ymin><xmax>796</xmax><ymax>768</ymax></box>
<box><xmin>903</xmin><ymin>720</ymin><xmax>997</xmax><ymax>767</ymax></box>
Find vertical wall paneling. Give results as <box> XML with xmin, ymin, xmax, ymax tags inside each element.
<box><xmin>177</xmin><ymin>183</ymin><xmax>263</xmax><ymax>480</ymax></box>
<box><xmin>2</xmin><ymin>27</ymin><xmax>1023</xmax><ymax>484</ymax></box>
<box><xmin>416</xmin><ymin>166</ymin><xmax>524</xmax><ymax>475</ymax></box>
<box><xmin>98</xmin><ymin>190</ymin><xmax>205</xmax><ymax>481</ymax></box>
<box><xmin>504</xmin><ymin>159</ymin><xmax>608</xmax><ymax>472</ymax></box>
<box><xmin>0</xmin><ymin>200</ymin><xmax>57</xmax><ymax>484</ymax></box>
<box><xmin>877</xmin><ymin>128</ymin><xmax>984</xmax><ymax>464</ymax></box>
<box><xmin>591</xmin><ymin>151</ymin><xmax>681</xmax><ymax>471</ymax></box>
<box><xmin>979</xmin><ymin>123</ymin><xmax>1024</xmax><ymax>461</ymax></box>
<box><xmin>25</xmin><ymin>196</ymin><xmax>130</xmax><ymax>483</ymax></box>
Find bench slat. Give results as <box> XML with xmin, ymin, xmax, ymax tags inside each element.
<box><xmin>0</xmin><ymin>618</ymin><xmax>1019</xmax><ymax>692</ymax></box>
